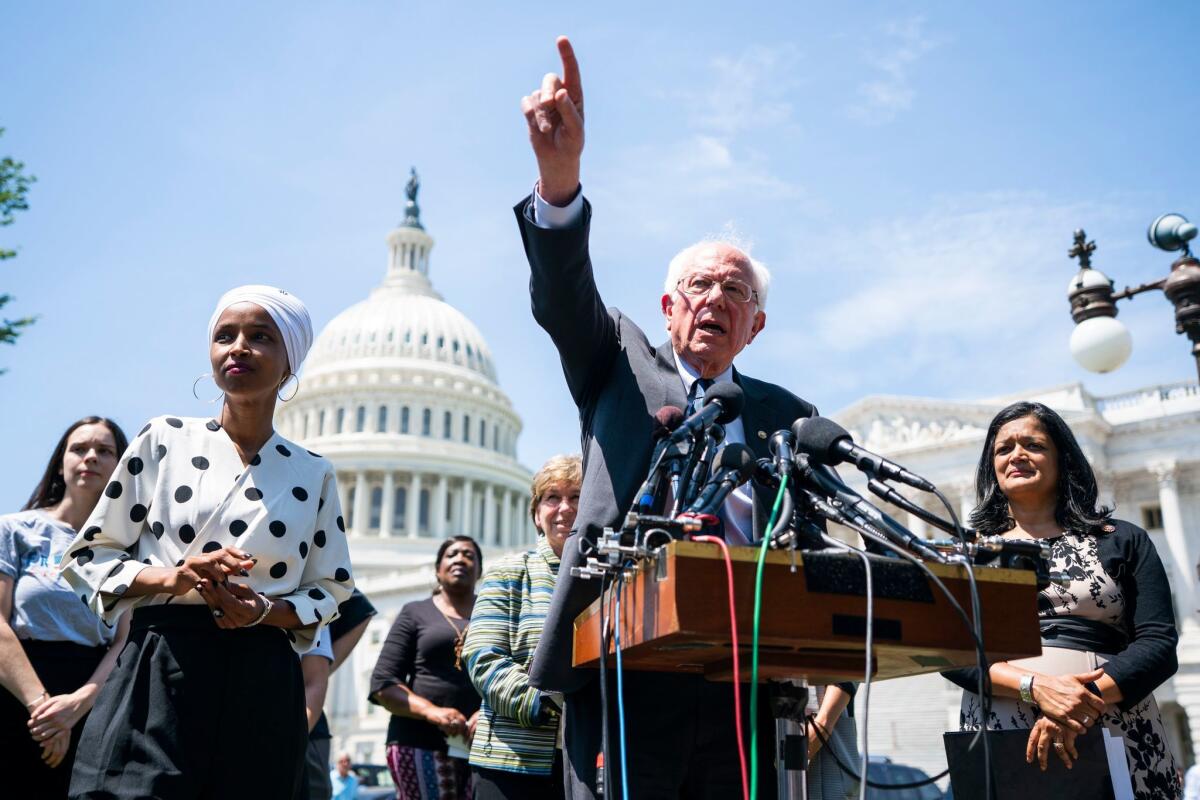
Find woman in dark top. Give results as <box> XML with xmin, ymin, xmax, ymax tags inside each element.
<box><xmin>944</xmin><ymin>401</ymin><xmax>1181</xmax><ymax>799</ymax></box>
<box><xmin>371</xmin><ymin>536</ymin><xmax>483</xmax><ymax>800</ymax></box>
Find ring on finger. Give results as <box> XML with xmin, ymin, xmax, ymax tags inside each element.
<box><xmin>1053</xmin><ymin>741</ymin><xmax>1065</xmax><ymax>749</ymax></box>
<box><xmin>1082</xmin><ymin>714</ymin><xmax>1090</xmax><ymax>724</ymax></box>
<box><xmin>212</xmin><ymin>608</ymin><xmax>224</xmax><ymax>619</ymax></box>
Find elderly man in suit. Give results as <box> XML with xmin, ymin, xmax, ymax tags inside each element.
<box><xmin>515</xmin><ymin>37</ymin><xmax>822</xmax><ymax>800</ymax></box>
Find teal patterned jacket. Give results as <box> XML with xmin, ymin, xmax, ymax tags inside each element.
<box><xmin>463</xmin><ymin>535</ymin><xmax>561</xmax><ymax>775</ymax></box>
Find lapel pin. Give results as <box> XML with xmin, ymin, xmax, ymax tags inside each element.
<box><xmin>757</xmin><ymin>430</ymin><xmax>767</xmax><ymax>439</ymax></box>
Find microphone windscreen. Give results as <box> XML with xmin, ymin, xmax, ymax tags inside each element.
<box><xmin>791</xmin><ymin>416</ymin><xmax>851</xmax><ymax>462</ymax></box>
<box><xmin>703</xmin><ymin>382</ymin><xmax>744</xmax><ymax>424</ymax></box>
<box><xmin>716</xmin><ymin>442</ymin><xmax>757</xmax><ymax>480</ymax></box>
<box><xmin>653</xmin><ymin>405</ymin><xmax>685</xmax><ymax>438</ymax></box>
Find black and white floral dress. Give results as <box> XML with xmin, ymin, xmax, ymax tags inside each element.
<box><xmin>959</xmin><ymin>532</ymin><xmax>1181</xmax><ymax>800</ymax></box>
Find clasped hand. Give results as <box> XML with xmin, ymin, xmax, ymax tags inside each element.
<box><xmin>1029</xmin><ymin>668</ymin><xmax>1107</xmax><ymax>734</ymax></box>
<box><xmin>26</xmin><ymin>692</ymin><xmax>85</xmax><ymax>768</ymax></box>
<box><xmin>168</xmin><ymin>546</ymin><xmax>266</xmax><ymax>628</ymax></box>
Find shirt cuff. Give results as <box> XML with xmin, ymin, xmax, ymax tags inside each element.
<box><xmin>531</xmin><ymin>183</ymin><xmax>584</xmax><ymax>229</ymax></box>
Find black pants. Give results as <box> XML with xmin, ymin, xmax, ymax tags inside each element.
<box><xmin>0</xmin><ymin>639</ymin><xmax>106</xmax><ymax>799</ymax></box>
<box><xmin>68</xmin><ymin>605</ymin><xmax>308</xmax><ymax>800</ymax></box>
<box><xmin>561</xmin><ymin>672</ymin><xmax>778</xmax><ymax>800</ymax></box>
<box><xmin>473</xmin><ymin>750</ymin><xmax>565</xmax><ymax>800</ymax></box>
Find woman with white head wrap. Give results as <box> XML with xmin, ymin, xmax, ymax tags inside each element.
<box><xmin>61</xmin><ymin>285</ymin><xmax>355</xmax><ymax>799</ymax></box>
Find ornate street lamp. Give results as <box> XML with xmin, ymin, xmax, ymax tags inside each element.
<box><xmin>1066</xmin><ymin>214</ymin><xmax>1200</xmax><ymax>378</ymax></box>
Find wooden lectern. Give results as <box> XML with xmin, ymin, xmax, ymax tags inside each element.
<box><xmin>573</xmin><ymin>540</ymin><xmax>1042</xmax><ymax>685</ymax></box>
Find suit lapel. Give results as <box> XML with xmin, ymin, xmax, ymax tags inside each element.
<box><xmin>734</xmin><ymin>368</ymin><xmax>773</xmax><ymax>462</ymax></box>
<box><xmin>654</xmin><ymin>341</ymin><xmax>689</xmax><ymax>412</ymax></box>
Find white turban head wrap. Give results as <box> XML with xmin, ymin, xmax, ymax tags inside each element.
<box><xmin>207</xmin><ymin>285</ymin><xmax>314</xmax><ymax>377</ymax></box>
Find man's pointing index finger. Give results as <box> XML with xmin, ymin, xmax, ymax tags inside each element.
<box><xmin>557</xmin><ymin>36</ymin><xmax>583</xmax><ymax>104</ymax></box>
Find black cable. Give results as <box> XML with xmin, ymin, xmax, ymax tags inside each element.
<box><xmin>932</xmin><ymin>488</ymin><xmax>994</xmax><ymax>800</ymax></box>
<box><xmin>597</xmin><ymin>571</ymin><xmax>613</xmax><ymax>799</ymax></box>
<box><xmin>809</xmin><ymin>715</ymin><xmax>951</xmax><ymax>789</ymax></box>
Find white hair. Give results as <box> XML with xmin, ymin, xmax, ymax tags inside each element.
<box><xmin>662</xmin><ymin>233</ymin><xmax>772</xmax><ymax>309</ymax></box>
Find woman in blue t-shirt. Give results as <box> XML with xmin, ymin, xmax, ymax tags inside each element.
<box><xmin>0</xmin><ymin>416</ymin><xmax>131</xmax><ymax>797</ymax></box>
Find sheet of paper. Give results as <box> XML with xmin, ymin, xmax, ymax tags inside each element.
<box><xmin>445</xmin><ymin>733</ymin><xmax>470</xmax><ymax>760</ymax></box>
<box><xmin>1103</xmin><ymin>728</ymin><xmax>1134</xmax><ymax>800</ymax></box>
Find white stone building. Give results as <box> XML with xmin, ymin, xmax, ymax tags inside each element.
<box><xmin>834</xmin><ymin>380</ymin><xmax>1200</xmax><ymax>783</ymax></box>
<box><xmin>275</xmin><ymin>177</ymin><xmax>536</xmax><ymax>762</ymax></box>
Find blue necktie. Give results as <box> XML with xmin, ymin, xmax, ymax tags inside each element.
<box><xmin>688</xmin><ymin>377</ymin><xmax>713</xmax><ymax>416</ymax></box>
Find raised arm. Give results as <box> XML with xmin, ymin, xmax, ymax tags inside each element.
<box><xmin>515</xmin><ymin>37</ymin><xmax>620</xmax><ymax>407</ymax></box>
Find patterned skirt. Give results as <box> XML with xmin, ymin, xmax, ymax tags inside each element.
<box><xmin>386</xmin><ymin>744</ymin><xmax>473</xmax><ymax>800</ymax></box>
<box><xmin>959</xmin><ymin>646</ymin><xmax>1181</xmax><ymax>800</ymax></box>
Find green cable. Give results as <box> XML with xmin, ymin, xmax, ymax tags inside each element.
<box><xmin>749</xmin><ymin>473</ymin><xmax>788</xmax><ymax>800</ymax></box>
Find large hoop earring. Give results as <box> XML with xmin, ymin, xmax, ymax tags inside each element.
<box><xmin>192</xmin><ymin>373</ymin><xmax>224</xmax><ymax>404</ymax></box>
<box><xmin>278</xmin><ymin>374</ymin><xmax>300</xmax><ymax>402</ymax></box>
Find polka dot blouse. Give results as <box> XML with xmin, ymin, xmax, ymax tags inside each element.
<box><xmin>59</xmin><ymin>416</ymin><xmax>354</xmax><ymax>653</ymax></box>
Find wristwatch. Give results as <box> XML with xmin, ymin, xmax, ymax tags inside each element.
<box><xmin>1019</xmin><ymin>674</ymin><xmax>1036</xmax><ymax>704</ymax></box>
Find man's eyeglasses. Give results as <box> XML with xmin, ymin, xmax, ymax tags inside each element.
<box><xmin>676</xmin><ymin>274</ymin><xmax>759</xmax><ymax>305</ymax></box>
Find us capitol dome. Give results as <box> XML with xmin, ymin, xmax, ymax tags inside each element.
<box><xmin>274</xmin><ymin>170</ymin><xmax>536</xmax><ymax>760</ymax></box>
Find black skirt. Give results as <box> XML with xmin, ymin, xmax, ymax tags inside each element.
<box><xmin>68</xmin><ymin>605</ymin><xmax>308</xmax><ymax>800</ymax></box>
<box><xmin>0</xmin><ymin>639</ymin><xmax>107</xmax><ymax>798</ymax></box>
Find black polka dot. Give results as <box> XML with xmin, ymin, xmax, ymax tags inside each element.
<box><xmin>109</xmin><ymin>562</ymin><xmax>125</xmax><ymax>575</ymax></box>
<box><xmin>335</xmin><ymin>516</ymin><xmax>345</xmax><ymax>532</ymax></box>
<box><xmin>269</xmin><ymin>521</ymin><xmax>286</xmax><ymax>538</ymax></box>
<box><xmin>127</xmin><ymin>457</ymin><xmax>144</xmax><ymax>475</ymax></box>
<box><xmin>314</xmin><ymin>609</ymin><xmax>323</xmax><ymax>622</ymax></box>
<box><xmin>139</xmin><ymin>423</ymin><xmax>151</xmax><ymax>436</ymax></box>
<box><xmin>129</xmin><ymin>504</ymin><xmax>147</xmax><ymax>523</ymax></box>
<box><xmin>202</xmin><ymin>541</ymin><xmax>222</xmax><ymax>553</ymax></box>
<box><xmin>275</xmin><ymin>444</ymin><xmax>291</xmax><ymax>457</ymax></box>
<box><xmin>269</xmin><ymin>561</ymin><xmax>288</xmax><ymax>579</ymax></box>
<box><xmin>166</xmin><ymin>417</ymin><xmax>183</xmax><ymax>428</ymax></box>
<box><xmin>151</xmin><ymin>521</ymin><xmax>165</xmax><ymax>539</ymax></box>
<box><xmin>83</xmin><ymin>526</ymin><xmax>101</xmax><ymax>541</ymax></box>
<box><xmin>318</xmin><ymin>497</ymin><xmax>325</xmax><ymax>511</ymax></box>
<box><xmin>81</xmin><ymin>594</ymin><xmax>88</xmax><ymax>605</ymax></box>
<box><xmin>142</xmin><ymin>558</ymin><xmax>153</xmax><ymax>565</ymax></box>
<box><xmin>250</xmin><ymin>454</ymin><xmax>261</xmax><ymax>467</ymax></box>
<box><xmin>206</xmin><ymin>420</ymin><xmax>222</xmax><ymax>432</ymax></box>
<box><xmin>291</xmin><ymin>487</ymin><xmax>308</xmax><ymax>502</ymax></box>
<box><xmin>174</xmin><ymin>486</ymin><xmax>193</xmax><ymax>503</ymax></box>
<box><xmin>307</xmin><ymin>450</ymin><xmax>321</xmax><ymax>458</ymax></box>
<box><xmin>71</xmin><ymin>547</ymin><xmax>95</xmax><ymax>564</ymax></box>
<box><xmin>245</xmin><ymin>488</ymin><xmax>263</xmax><ymax>501</ymax></box>
<box><xmin>112</xmin><ymin>583</ymin><xmax>128</xmax><ymax>596</ymax></box>
<box><xmin>118</xmin><ymin>552</ymin><xmax>133</xmax><ymax>561</ymax></box>
<box><xmin>313</xmin><ymin>530</ymin><xmax>326</xmax><ymax>548</ymax></box>
<box><xmin>334</xmin><ymin>567</ymin><xmax>350</xmax><ymax>582</ymax></box>
<box><xmin>299</xmin><ymin>541</ymin><xmax>309</xmax><ymax>558</ymax></box>
<box><xmin>155</xmin><ymin>444</ymin><xmax>167</xmax><ymax>460</ymax></box>
<box><xmin>307</xmin><ymin>588</ymin><xmax>325</xmax><ymax>600</ymax></box>
<box><xmin>229</xmin><ymin>520</ymin><xmax>248</xmax><ymax>536</ymax></box>
<box><xmin>175</xmin><ymin>559</ymin><xmax>185</xmax><ymax>567</ymax></box>
<box><xmin>104</xmin><ymin>481</ymin><xmax>123</xmax><ymax>499</ymax></box>
<box><xmin>191</xmin><ymin>456</ymin><xmax>210</xmax><ymax>470</ymax></box>
<box><xmin>179</xmin><ymin>524</ymin><xmax>196</xmax><ymax>544</ymax></box>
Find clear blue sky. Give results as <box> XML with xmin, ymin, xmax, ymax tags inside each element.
<box><xmin>3</xmin><ymin>2</ymin><xmax>1197</xmax><ymax>511</ymax></box>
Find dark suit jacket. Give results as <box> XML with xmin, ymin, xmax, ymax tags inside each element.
<box><xmin>515</xmin><ymin>196</ymin><xmax>818</xmax><ymax>693</ymax></box>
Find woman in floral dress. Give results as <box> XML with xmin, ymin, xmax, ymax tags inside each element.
<box><xmin>946</xmin><ymin>401</ymin><xmax>1181</xmax><ymax>800</ymax></box>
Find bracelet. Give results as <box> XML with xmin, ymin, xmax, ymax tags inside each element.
<box><xmin>1019</xmin><ymin>673</ymin><xmax>1036</xmax><ymax>704</ymax></box>
<box><xmin>245</xmin><ymin>594</ymin><xmax>273</xmax><ymax>628</ymax></box>
<box><xmin>25</xmin><ymin>691</ymin><xmax>47</xmax><ymax>710</ymax></box>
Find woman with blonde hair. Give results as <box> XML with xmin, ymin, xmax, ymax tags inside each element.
<box><xmin>464</xmin><ymin>454</ymin><xmax>582</xmax><ymax>800</ymax></box>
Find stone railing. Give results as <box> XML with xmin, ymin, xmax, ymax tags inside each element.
<box><xmin>1096</xmin><ymin>381</ymin><xmax>1200</xmax><ymax>423</ymax></box>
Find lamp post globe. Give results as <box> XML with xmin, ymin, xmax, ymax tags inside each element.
<box><xmin>1069</xmin><ymin>315</ymin><xmax>1133</xmax><ymax>373</ymax></box>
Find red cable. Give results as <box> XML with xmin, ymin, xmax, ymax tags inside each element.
<box><xmin>691</xmin><ymin>535</ymin><xmax>749</xmax><ymax>800</ymax></box>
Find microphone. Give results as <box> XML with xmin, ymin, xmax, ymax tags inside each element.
<box><xmin>687</xmin><ymin>443</ymin><xmax>756</xmax><ymax>515</ymax></box>
<box><xmin>792</xmin><ymin>417</ymin><xmax>936</xmax><ymax>493</ymax></box>
<box><xmin>635</xmin><ymin>406</ymin><xmax>686</xmax><ymax>512</ymax></box>
<box><xmin>794</xmin><ymin>453</ymin><xmax>946</xmax><ymax>562</ymax></box>
<box><xmin>669</xmin><ymin>382</ymin><xmax>744</xmax><ymax>444</ymax></box>
<box><xmin>768</xmin><ymin>429</ymin><xmax>793</xmax><ymax>476</ymax></box>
